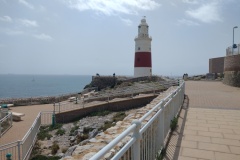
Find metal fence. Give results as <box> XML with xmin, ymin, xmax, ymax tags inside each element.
<box><xmin>0</xmin><ymin>111</ymin><xmax>53</xmax><ymax>160</ymax></box>
<box><xmin>226</xmin><ymin>44</ymin><xmax>240</xmax><ymax>56</ymax></box>
<box><xmin>54</xmin><ymin>80</ymin><xmax>180</xmax><ymax>113</ymax></box>
<box><xmin>0</xmin><ymin>112</ymin><xmax>13</xmax><ymax>137</ymax></box>
<box><xmin>90</xmin><ymin>81</ymin><xmax>185</xmax><ymax>160</ymax></box>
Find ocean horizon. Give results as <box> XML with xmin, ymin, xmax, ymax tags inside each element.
<box><xmin>0</xmin><ymin>74</ymin><xmax>92</xmax><ymax>99</ymax></box>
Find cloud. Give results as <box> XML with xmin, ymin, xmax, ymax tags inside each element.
<box><xmin>19</xmin><ymin>0</ymin><xmax>34</xmax><ymax>9</ymax></box>
<box><xmin>34</xmin><ymin>33</ymin><xmax>53</xmax><ymax>41</ymax></box>
<box><xmin>178</xmin><ymin>19</ymin><xmax>199</xmax><ymax>26</ymax></box>
<box><xmin>6</xmin><ymin>30</ymin><xmax>24</xmax><ymax>35</ymax></box>
<box><xmin>0</xmin><ymin>16</ymin><xmax>12</xmax><ymax>22</ymax></box>
<box><xmin>186</xmin><ymin>2</ymin><xmax>222</xmax><ymax>23</ymax></box>
<box><xmin>120</xmin><ymin>18</ymin><xmax>132</xmax><ymax>26</ymax></box>
<box><xmin>18</xmin><ymin>19</ymin><xmax>39</xmax><ymax>27</ymax></box>
<box><xmin>61</xmin><ymin>0</ymin><xmax>161</xmax><ymax>16</ymax></box>
<box><xmin>182</xmin><ymin>0</ymin><xmax>198</xmax><ymax>4</ymax></box>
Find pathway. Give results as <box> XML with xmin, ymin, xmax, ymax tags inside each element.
<box><xmin>165</xmin><ymin>81</ymin><xmax>240</xmax><ymax>160</ymax></box>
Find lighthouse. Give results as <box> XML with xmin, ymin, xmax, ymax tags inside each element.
<box><xmin>134</xmin><ymin>17</ymin><xmax>152</xmax><ymax>77</ymax></box>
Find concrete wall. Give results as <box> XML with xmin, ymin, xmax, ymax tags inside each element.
<box><xmin>223</xmin><ymin>54</ymin><xmax>240</xmax><ymax>87</ymax></box>
<box><xmin>55</xmin><ymin>95</ymin><xmax>157</xmax><ymax>123</ymax></box>
<box><xmin>209</xmin><ymin>57</ymin><xmax>224</xmax><ymax>73</ymax></box>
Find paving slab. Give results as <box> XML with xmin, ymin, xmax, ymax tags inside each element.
<box><xmin>165</xmin><ymin>81</ymin><xmax>240</xmax><ymax>160</ymax></box>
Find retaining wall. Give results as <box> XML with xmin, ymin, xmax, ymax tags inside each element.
<box><xmin>55</xmin><ymin>95</ymin><xmax>157</xmax><ymax>123</ymax></box>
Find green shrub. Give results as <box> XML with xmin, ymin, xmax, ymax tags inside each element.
<box><xmin>170</xmin><ymin>117</ymin><xmax>178</xmax><ymax>131</ymax></box>
<box><xmin>30</xmin><ymin>155</ymin><xmax>60</xmax><ymax>160</ymax></box>
<box><xmin>38</xmin><ymin>127</ymin><xmax>52</xmax><ymax>140</ymax></box>
<box><xmin>51</xmin><ymin>142</ymin><xmax>60</xmax><ymax>155</ymax></box>
<box><xmin>89</xmin><ymin>110</ymin><xmax>111</xmax><ymax>117</ymax></box>
<box><xmin>69</xmin><ymin>125</ymin><xmax>79</xmax><ymax>136</ymax></box>
<box><xmin>55</xmin><ymin>128</ymin><xmax>65</xmax><ymax>136</ymax></box>
<box><xmin>113</xmin><ymin>112</ymin><xmax>126</xmax><ymax>122</ymax></box>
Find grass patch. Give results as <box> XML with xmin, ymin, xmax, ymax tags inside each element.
<box><xmin>100</xmin><ymin>112</ymin><xmax>126</xmax><ymax>131</ymax></box>
<box><xmin>156</xmin><ymin>148</ymin><xmax>166</xmax><ymax>160</ymax></box>
<box><xmin>55</xmin><ymin>128</ymin><xmax>65</xmax><ymax>136</ymax></box>
<box><xmin>37</xmin><ymin>124</ymin><xmax>63</xmax><ymax>140</ymax></box>
<box><xmin>38</xmin><ymin>127</ymin><xmax>52</xmax><ymax>140</ymax></box>
<box><xmin>69</xmin><ymin>125</ymin><xmax>79</xmax><ymax>136</ymax></box>
<box><xmin>51</xmin><ymin>142</ymin><xmax>60</xmax><ymax>155</ymax></box>
<box><xmin>113</xmin><ymin>112</ymin><xmax>126</xmax><ymax>122</ymax></box>
<box><xmin>89</xmin><ymin>110</ymin><xmax>111</xmax><ymax>117</ymax></box>
<box><xmin>170</xmin><ymin>116</ymin><xmax>178</xmax><ymax>132</ymax></box>
<box><xmin>30</xmin><ymin>155</ymin><xmax>60</xmax><ymax>160</ymax></box>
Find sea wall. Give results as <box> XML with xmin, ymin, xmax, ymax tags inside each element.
<box><xmin>0</xmin><ymin>93</ymin><xmax>79</xmax><ymax>106</ymax></box>
<box><xmin>223</xmin><ymin>54</ymin><xmax>240</xmax><ymax>87</ymax></box>
<box><xmin>56</xmin><ymin>95</ymin><xmax>157</xmax><ymax>123</ymax></box>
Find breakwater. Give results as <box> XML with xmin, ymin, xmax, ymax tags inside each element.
<box><xmin>0</xmin><ymin>92</ymin><xmax>79</xmax><ymax>106</ymax></box>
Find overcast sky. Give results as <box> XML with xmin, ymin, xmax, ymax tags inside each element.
<box><xmin>0</xmin><ymin>0</ymin><xmax>239</xmax><ymax>76</ymax></box>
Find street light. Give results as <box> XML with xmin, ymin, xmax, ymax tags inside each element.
<box><xmin>232</xmin><ymin>26</ymin><xmax>238</xmax><ymax>54</ymax></box>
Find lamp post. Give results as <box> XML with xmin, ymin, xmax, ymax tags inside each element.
<box><xmin>232</xmin><ymin>26</ymin><xmax>238</xmax><ymax>54</ymax></box>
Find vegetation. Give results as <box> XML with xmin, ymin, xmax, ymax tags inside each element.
<box><xmin>170</xmin><ymin>116</ymin><xmax>178</xmax><ymax>132</ymax></box>
<box><xmin>55</xmin><ymin>128</ymin><xmax>65</xmax><ymax>136</ymax></box>
<box><xmin>30</xmin><ymin>155</ymin><xmax>60</xmax><ymax>160</ymax></box>
<box><xmin>100</xmin><ymin>112</ymin><xmax>126</xmax><ymax>131</ymax></box>
<box><xmin>37</xmin><ymin>124</ymin><xmax>63</xmax><ymax>140</ymax></box>
<box><xmin>156</xmin><ymin>148</ymin><xmax>166</xmax><ymax>160</ymax></box>
<box><xmin>51</xmin><ymin>142</ymin><xmax>60</xmax><ymax>155</ymax></box>
<box><xmin>89</xmin><ymin>110</ymin><xmax>111</xmax><ymax>117</ymax></box>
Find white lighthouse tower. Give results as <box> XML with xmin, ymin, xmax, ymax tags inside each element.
<box><xmin>134</xmin><ymin>17</ymin><xmax>152</xmax><ymax>77</ymax></box>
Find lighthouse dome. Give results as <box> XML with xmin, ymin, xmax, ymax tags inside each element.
<box><xmin>140</xmin><ymin>18</ymin><xmax>148</xmax><ymax>26</ymax></box>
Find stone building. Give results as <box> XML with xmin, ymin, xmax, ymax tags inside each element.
<box><xmin>210</xmin><ymin>43</ymin><xmax>240</xmax><ymax>87</ymax></box>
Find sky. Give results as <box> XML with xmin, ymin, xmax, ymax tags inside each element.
<box><xmin>0</xmin><ymin>0</ymin><xmax>239</xmax><ymax>76</ymax></box>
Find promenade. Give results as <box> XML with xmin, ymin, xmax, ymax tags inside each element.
<box><xmin>165</xmin><ymin>81</ymin><xmax>240</xmax><ymax>160</ymax></box>
<box><xmin>1</xmin><ymin>81</ymin><xmax>240</xmax><ymax>160</ymax></box>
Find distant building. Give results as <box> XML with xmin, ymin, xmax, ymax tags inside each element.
<box><xmin>134</xmin><ymin>17</ymin><xmax>152</xmax><ymax>77</ymax></box>
<box><xmin>209</xmin><ymin>43</ymin><xmax>240</xmax><ymax>87</ymax></box>
<box><xmin>209</xmin><ymin>57</ymin><xmax>224</xmax><ymax>73</ymax></box>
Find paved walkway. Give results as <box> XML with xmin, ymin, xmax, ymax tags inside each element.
<box><xmin>165</xmin><ymin>81</ymin><xmax>240</xmax><ymax>160</ymax></box>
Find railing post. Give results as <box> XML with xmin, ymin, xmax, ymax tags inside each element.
<box><xmin>158</xmin><ymin>104</ymin><xmax>164</xmax><ymax>149</ymax></box>
<box><xmin>131</xmin><ymin>120</ymin><xmax>141</xmax><ymax>160</ymax></box>
<box><xmin>6</xmin><ymin>153</ymin><xmax>12</xmax><ymax>160</ymax></box>
<box><xmin>17</xmin><ymin>140</ymin><xmax>21</xmax><ymax>160</ymax></box>
<box><xmin>0</xmin><ymin>120</ymin><xmax>2</xmax><ymax>137</ymax></box>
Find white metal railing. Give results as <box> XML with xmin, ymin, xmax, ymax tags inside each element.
<box><xmin>90</xmin><ymin>81</ymin><xmax>185</xmax><ymax>160</ymax></box>
<box><xmin>54</xmin><ymin>80</ymin><xmax>180</xmax><ymax>113</ymax></box>
<box><xmin>0</xmin><ymin>111</ymin><xmax>53</xmax><ymax>160</ymax></box>
<box><xmin>0</xmin><ymin>112</ymin><xmax>13</xmax><ymax>137</ymax></box>
<box><xmin>226</xmin><ymin>43</ymin><xmax>240</xmax><ymax>56</ymax></box>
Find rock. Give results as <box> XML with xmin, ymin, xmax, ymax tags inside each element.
<box><xmin>72</xmin><ymin>144</ymin><xmax>94</xmax><ymax>156</ymax></box>
<box><xmin>88</xmin><ymin>129</ymin><xmax>98</xmax><ymax>139</ymax></box>
<box><xmin>57</xmin><ymin>153</ymin><xmax>64</xmax><ymax>157</ymax></box>
<box><xmin>79</xmin><ymin>139</ymin><xmax>89</xmax><ymax>145</ymax></box>
<box><xmin>89</xmin><ymin>138</ymin><xmax>97</xmax><ymax>143</ymax></box>
<box><xmin>82</xmin><ymin>152</ymin><xmax>97</xmax><ymax>160</ymax></box>
<box><xmin>70</xmin><ymin>136</ymin><xmax>76</xmax><ymax>143</ymax></box>
<box><xmin>64</xmin><ymin>145</ymin><xmax>77</xmax><ymax>157</ymax></box>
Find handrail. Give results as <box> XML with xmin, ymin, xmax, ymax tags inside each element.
<box><xmin>90</xmin><ymin>124</ymin><xmax>137</xmax><ymax>160</ymax></box>
<box><xmin>89</xmin><ymin>80</ymin><xmax>185</xmax><ymax>160</ymax></box>
<box><xmin>0</xmin><ymin>111</ymin><xmax>53</xmax><ymax>160</ymax></box>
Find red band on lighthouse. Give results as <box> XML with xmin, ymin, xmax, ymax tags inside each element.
<box><xmin>134</xmin><ymin>52</ymin><xmax>152</xmax><ymax>67</ymax></box>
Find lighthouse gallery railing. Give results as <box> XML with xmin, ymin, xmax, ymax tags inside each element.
<box><xmin>90</xmin><ymin>81</ymin><xmax>185</xmax><ymax>160</ymax></box>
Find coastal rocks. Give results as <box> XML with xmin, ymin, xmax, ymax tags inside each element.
<box><xmin>62</xmin><ymin>86</ymin><xmax>177</xmax><ymax>160</ymax></box>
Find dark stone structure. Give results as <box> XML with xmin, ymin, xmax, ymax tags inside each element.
<box><xmin>209</xmin><ymin>57</ymin><xmax>224</xmax><ymax>73</ymax></box>
<box><xmin>223</xmin><ymin>54</ymin><xmax>240</xmax><ymax>87</ymax></box>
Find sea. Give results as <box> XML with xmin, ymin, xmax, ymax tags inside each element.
<box><xmin>0</xmin><ymin>75</ymin><xmax>92</xmax><ymax>99</ymax></box>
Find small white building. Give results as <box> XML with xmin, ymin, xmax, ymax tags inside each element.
<box><xmin>134</xmin><ymin>17</ymin><xmax>152</xmax><ymax>77</ymax></box>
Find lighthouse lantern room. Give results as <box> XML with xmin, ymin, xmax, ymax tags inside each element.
<box><xmin>134</xmin><ymin>17</ymin><xmax>152</xmax><ymax>77</ymax></box>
